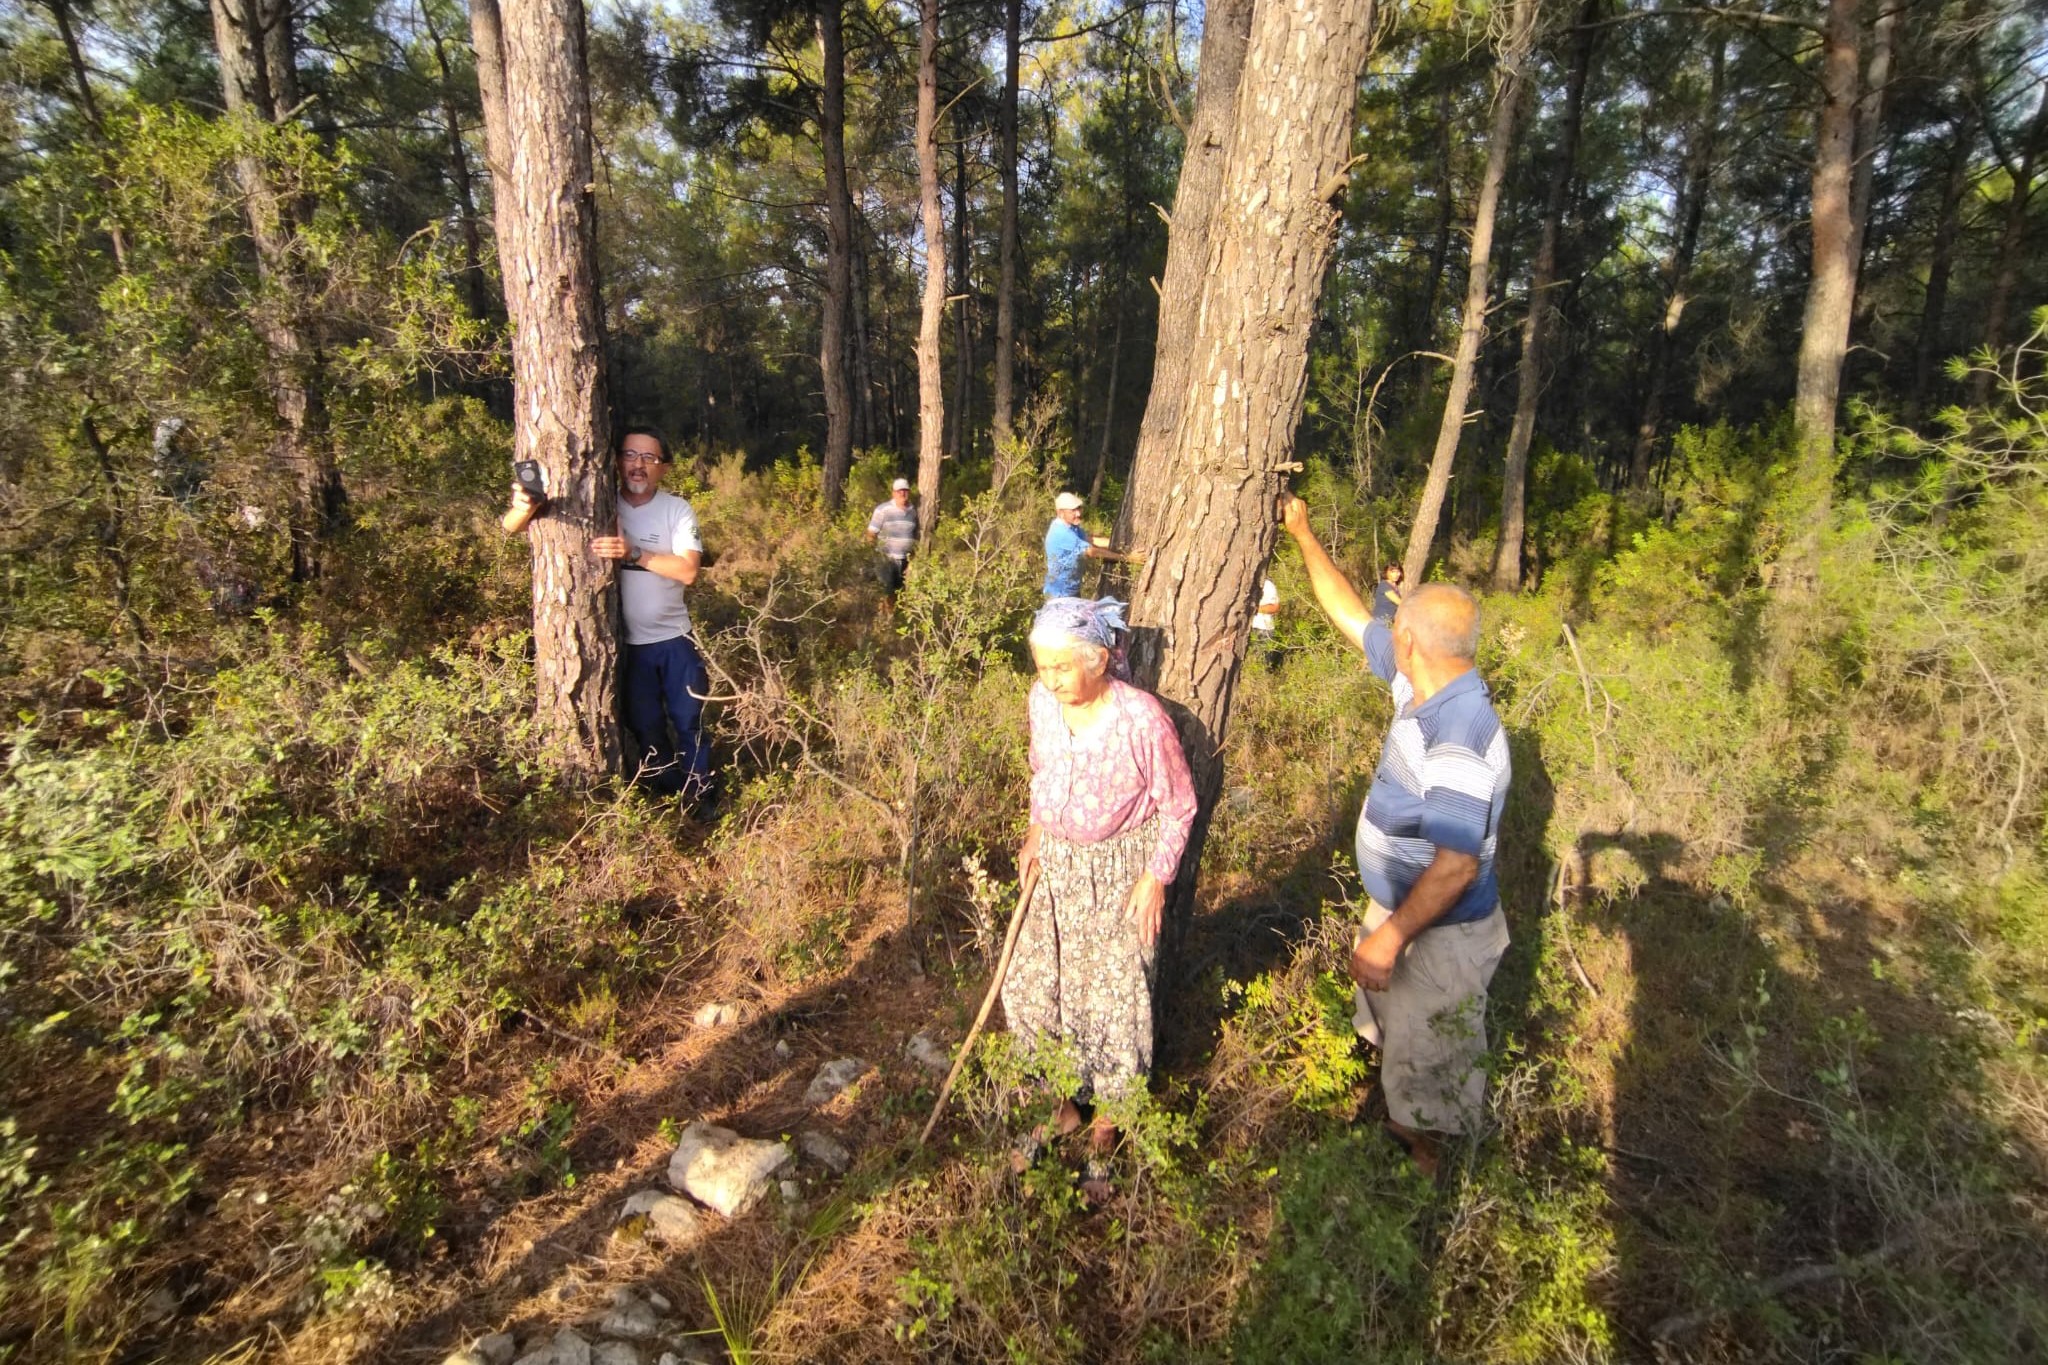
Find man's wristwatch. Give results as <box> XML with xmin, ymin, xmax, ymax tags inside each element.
<box><xmin>626</xmin><ymin>544</ymin><xmax>642</xmax><ymax>565</ymax></box>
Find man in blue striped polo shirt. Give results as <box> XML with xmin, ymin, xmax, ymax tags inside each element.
<box><xmin>1279</xmin><ymin>495</ymin><xmax>1511</xmax><ymax>1174</ymax></box>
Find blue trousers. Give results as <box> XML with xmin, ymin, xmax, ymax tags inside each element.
<box><xmin>621</xmin><ymin>634</ymin><xmax>711</xmax><ymax>797</ymax></box>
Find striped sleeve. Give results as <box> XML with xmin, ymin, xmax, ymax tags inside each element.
<box><xmin>1418</xmin><ymin>741</ymin><xmax>1501</xmax><ymax>856</ymax></box>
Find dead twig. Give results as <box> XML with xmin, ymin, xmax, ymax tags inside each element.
<box><xmin>1651</xmin><ymin>1232</ymin><xmax>1916</xmax><ymax>1340</ymax></box>
<box><xmin>919</xmin><ymin>863</ymin><xmax>1041</xmax><ymax>1147</ymax></box>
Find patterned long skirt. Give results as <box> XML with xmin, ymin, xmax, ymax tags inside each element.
<box><xmin>1000</xmin><ymin>817</ymin><xmax>1159</xmax><ymax>1100</ymax></box>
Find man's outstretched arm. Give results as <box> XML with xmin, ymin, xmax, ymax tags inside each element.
<box><xmin>1278</xmin><ymin>495</ymin><xmax>1371</xmax><ymax>650</ymax></box>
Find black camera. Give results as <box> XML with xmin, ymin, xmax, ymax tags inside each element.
<box><xmin>513</xmin><ymin>459</ymin><xmax>547</xmax><ymax>501</ymax></box>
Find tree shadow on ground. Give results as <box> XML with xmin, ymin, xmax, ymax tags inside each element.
<box><xmin>1582</xmin><ymin>816</ymin><xmax>2041</xmax><ymax>1361</ymax></box>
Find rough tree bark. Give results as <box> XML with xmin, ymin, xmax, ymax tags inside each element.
<box><xmin>210</xmin><ymin>0</ymin><xmax>343</xmax><ymax>584</ymax></box>
<box><xmin>1630</xmin><ymin>36</ymin><xmax>1723</xmax><ymax>486</ymax></box>
<box><xmin>818</xmin><ymin>0</ymin><xmax>856</xmax><ymax>511</ymax></box>
<box><xmin>1111</xmin><ymin>0</ymin><xmax>1255</xmax><ymax>550</ymax></box>
<box><xmin>914</xmin><ymin>0</ymin><xmax>946</xmax><ymax>540</ymax></box>
<box><xmin>1125</xmin><ymin>0</ymin><xmax>1380</xmax><ymax>923</ymax></box>
<box><xmin>1493</xmin><ymin>0</ymin><xmax>1600</xmax><ymax>591</ymax></box>
<box><xmin>991</xmin><ymin>0</ymin><xmax>1022</xmax><ymax>448</ymax></box>
<box><xmin>471</xmin><ymin>0</ymin><xmax>622</xmax><ymax>779</ymax></box>
<box><xmin>1780</xmin><ymin>0</ymin><xmax>1864</xmax><ymax>601</ymax></box>
<box><xmin>1972</xmin><ymin>79</ymin><xmax>2047</xmax><ymax>405</ymax></box>
<box><xmin>1401</xmin><ymin>0</ymin><xmax>1537</xmax><ymax>587</ymax></box>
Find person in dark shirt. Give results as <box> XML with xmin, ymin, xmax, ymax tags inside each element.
<box><xmin>1370</xmin><ymin>563</ymin><xmax>1405</xmax><ymax>625</ymax></box>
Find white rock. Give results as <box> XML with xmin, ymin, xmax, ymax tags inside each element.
<box><xmin>773</xmin><ymin>1038</ymin><xmax>792</xmax><ymax>1060</ymax></box>
<box><xmin>617</xmin><ymin>1189</ymin><xmax>703</xmax><ymax>1246</ymax></box>
<box><xmin>692</xmin><ymin>1002</ymin><xmax>739</xmax><ymax>1029</ymax></box>
<box><xmin>592</xmin><ymin>1345</ymin><xmax>639</xmax><ymax>1365</ymax></box>
<box><xmin>478</xmin><ymin>1334</ymin><xmax>517</xmax><ymax>1365</ymax></box>
<box><xmin>666</xmin><ymin>1122</ymin><xmax>792</xmax><ymax>1217</ymax></box>
<box><xmin>514</xmin><ymin>1330</ymin><xmax>592</xmax><ymax>1365</ymax></box>
<box><xmin>803</xmin><ymin>1057</ymin><xmax>871</xmax><ymax>1107</ymax></box>
<box><xmin>441</xmin><ymin>1353</ymin><xmax>486</xmax><ymax>1365</ymax></box>
<box><xmin>903</xmin><ymin>1033</ymin><xmax>951</xmax><ymax>1075</ymax></box>
<box><xmin>779</xmin><ymin>1179</ymin><xmax>802</xmax><ymax>1203</ymax></box>
<box><xmin>601</xmin><ymin>1292</ymin><xmax>659</xmax><ymax>1340</ymax></box>
<box><xmin>797</xmin><ymin>1130</ymin><xmax>851</xmax><ymax>1175</ymax></box>
<box><xmin>644</xmin><ymin>1288</ymin><xmax>671</xmax><ymax>1313</ymax></box>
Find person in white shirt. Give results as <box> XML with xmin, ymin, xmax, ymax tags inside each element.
<box><xmin>502</xmin><ymin>426</ymin><xmax>710</xmax><ymax>801</ymax></box>
<box><xmin>1250</xmin><ymin>576</ymin><xmax>1281</xmax><ymax>668</ymax></box>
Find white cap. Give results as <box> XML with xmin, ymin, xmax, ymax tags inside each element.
<box><xmin>892</xmin><ymin>478</ymin><xmax>911</xmax><ymax>491</ymax></box>
<box><xmin>1054</xmin><ymin>491</ymin><xmax>1085</xmax><ymax>511</ymax></box>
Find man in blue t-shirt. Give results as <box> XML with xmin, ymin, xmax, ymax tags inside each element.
<box><xmin>1279</xmin><ymin>494</ymin><xmax>1511</xmax><ymax>1175</ymax></box>
<box><xmin>1043</xmin><ymin>491</ymin><xmax>1144</xmax><ymax>596</ymax></box>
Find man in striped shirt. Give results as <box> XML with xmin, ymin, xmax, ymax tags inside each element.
<box><xmin>1279</xmin><ymin>495</ymin><xmax>1512</xmax><ymax>1174</ymax></box>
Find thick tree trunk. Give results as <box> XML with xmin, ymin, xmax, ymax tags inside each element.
<box><xmin>992</xmin><ymin>0</ymin><xmax>1022</xmax><ymax>448</ymax></box>
<box><xmin>1126</xmin><ymin>0</ymin><xmax>1379</xmax><ymax>921</ymax></box>
<box><xmin>1972</xmin><ymin>80</ymin><xmax>2047</xmax><ymax>405</ymax></box>
<box><xmin>472</xmin><ymin>0</ymin><xmax>621</xmax><ymax>779</ymax></box>
<box><xmin>210</xmin><ymin>0</ymin><xmax>342</xmax><ymax>583</ymax></box>
<box><xmin>1494</xmin><ymin>0</ymin><xmax>1599</xmax><ymax>591</ymax></box>
<box><xmin>1112</xmin><ymin>0</ymin><xmax>1255</xmax><ymax>550</ymax></box>
<box><xmin>1401</xmin><ymin>0</ymin><xmax>1536</xmax><ymax>587</ymax></box>
<box><xmin>1630</xmin><ymin>35</ymin><xmax>1723</xmax><ymax>486</ymax></box>
<box><xmin>1911</xmin><ymin>110</ymin><xmax>1975</xmax><ymax>413</ymax></box>
<box><xmin>1781</xmin><ymin>0</ymin><xmax>1863</xmax><ymax>601</ymax></box>
<box><xmin>913</xmin><ymin>0</ymin><xmax>946</xmax><ymax>540</ymax></box>
<box><xmin>818</xmin><ymin>0</ymin><xmax>855</xmax><ymax>511</ymax></box>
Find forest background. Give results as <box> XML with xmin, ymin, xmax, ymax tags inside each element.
<box><xmin>1</xmin><ymin>0</ymin><xmax>2045</xmax><ymax>1362</ymax></box>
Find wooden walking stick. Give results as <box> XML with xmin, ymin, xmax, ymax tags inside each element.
<box><xmin>919</xmin><ymin>863</ymin><xmax>1041</xmax><ymax>1147</ymax></box>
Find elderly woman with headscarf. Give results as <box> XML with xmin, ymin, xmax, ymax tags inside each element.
<box><xmin>1005</xmin><ymin>596</ymin><xmax>1197</xmax><ymax>1190</ymax></box>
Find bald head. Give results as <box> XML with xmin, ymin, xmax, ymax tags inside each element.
<box><xmin>1394</xmin><ymin>583</ymin><xmax>1480</xmax><ymax>663</ymax></box>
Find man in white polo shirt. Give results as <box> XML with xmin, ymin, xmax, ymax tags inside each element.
<box><xmin>866</xmin><ymin>477</ymin><xmax>918</xmax><ymax>602</ymax></box>
<box><xmin>502</xmin><ymin>425</ymin><xmax>710</xmax><ymax>801</ymax></box>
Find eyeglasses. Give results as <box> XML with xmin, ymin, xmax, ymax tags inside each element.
<box><xmin>620</xmin><ymin>451</ymin><xmax>665</xmax><ymax>466</ymax></box>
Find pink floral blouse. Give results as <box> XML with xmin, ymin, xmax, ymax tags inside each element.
<box><xmin>1028</xmin><ymin>679</ymin><xmax>1198</xmax><ymax>884</ymax></box>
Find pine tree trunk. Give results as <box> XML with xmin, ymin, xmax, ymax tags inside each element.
<box><xmin>991</xmin><ymin>0</ymin><xmax>1022</xmax><ymax>448</ymax></box>
<box><xmin>1401</xmin><ymin>0</ymin><xmax>1535</xmax><ymax>587</ymax></box>
<box><xmin>1405</xmin><ymin>69</ymin><xmax>1456</xmax><ymax>410</ymax></box>
<box><xmin>1494</xmin><ymin>0</ymin><xmax>1599</xmax><ymax>591</ymax></box>
<box><xmin>1125</xmin><ymin>0</ymin><xmax>1380</xmax><ymax>921</ymax></box>
<box><xmin>1846</xmin><ymin>4</ymin><xmax>1895</xmax><ymax>283</ymax></box>
<box><xmin>1972</xmin><ymin>80</ymin><xmax>2047</xmax><ymax>405</ymax></box>
<box><xmin>1087</xmin><ymin>300</ymin><xmax>1125</xmax><ymax>506</ymax></box>
<box><xmin>210</xmin><ymin>0</ymin><xmax>342</xmax><ymax>584</ymax></box>
<box><xmin>1781</xmin><ymin>0</ymin><xmax>1863</xmax><ymax>601</ymax></box>
<box><xmin>913</xmin><ymin>0</ymin><xmax>946</xmax><ymax>541</ymax></box>
<box><xmin>423</xmin><ymin>4</ymin><xmax>493</xmax><ymax>328</ymax></box>
<box><xmin>951</xmin><ymin>131</ymin><xmax>973</xmax><ymax>461</ymax></box>
<box><xmin>473</xmin><ymin>0</ymin><xmax>622</xmax><ymax>779</ymax></box>
<box><xmin>1112</xmin><ymin>0</ymin><xmax>1255</xmax><ymax>550</ymax></box>
<box><xmin>1911</xmin><ymin>110</ymin><xmax>1974</xmax><ymax>413</ymax></box>
<box><xmin>850</xmin><ymin>224</ymin><xmax>877</xmax><ymax>447</ymax></box>
<box><xmin>1630</xmin><ymin>36</ymin><xmax>1722</xmax><ymax>486</ymax></box>
<box><xmin>818</xmin><ymin>0</ymin><xmax>855</xmax><ymax>511</ymax></box>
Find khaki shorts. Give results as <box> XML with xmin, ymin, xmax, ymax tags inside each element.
<box><xmin>1353</xmin><ymin>901</ymin><xmax>1510</xmax><ymax>1135</ymax></box>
